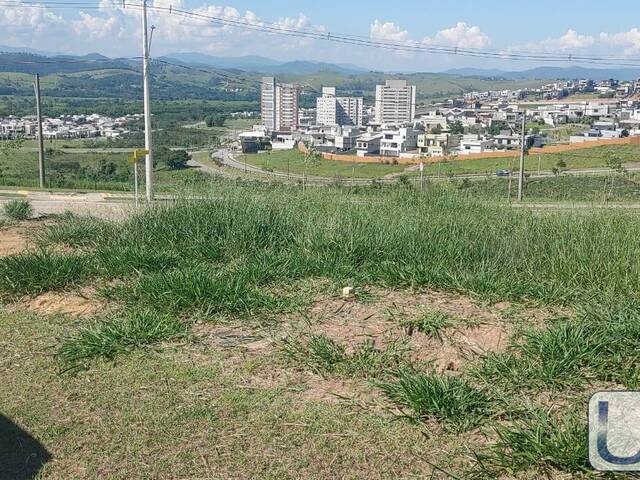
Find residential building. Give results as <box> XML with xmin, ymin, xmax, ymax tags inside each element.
<box><xmin>316</xmin><ymin>87</ymin><xmax>363</xmax><ymax>127</ymax></box>
<box><xmin>261</xmin><ymin>77</ymin><xmax>299</xmax><ymax>132</ymax></box>
<box><xmin>417</xmin><ymin>133</ymin><xmax>458</xmax><ymax>157</ymax></box>
<box><xmin>356</xmin><ymin>133</ymin><xmax>383</xmax><ymax>157</ymax></box>
<box><xmin>379</xmin><ymin>126</ymin><xmax>419</xmax><ymax>157</ymax></box>
<box><xmin>261</xmin><ymin>77</ymin><xmax>277</xmax><ymax>131</ymax></box>
<box><xmin>374</xmin><ymin>80</ymin><xmax>416</xmax><ymax>125</ymax></box>
<box><xmin>458</xmin><ymin>134</ymin><xmax>494</xmax><ymax>155</ymax></box>
<box><xmin>493</xmin><ymin>130</ymin><xmax>521</xmax><ymax>150</ymax></box>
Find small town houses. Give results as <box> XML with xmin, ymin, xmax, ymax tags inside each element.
<box><xmin>0</xmin><ymin>113</ymin><xmax>143</xmax><ymax>140</ymax></box>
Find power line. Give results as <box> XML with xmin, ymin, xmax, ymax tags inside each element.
<box><xmin>3</xmin><ymin>0</ymin><xmax>640</xmax><ymax>67</ymax></box>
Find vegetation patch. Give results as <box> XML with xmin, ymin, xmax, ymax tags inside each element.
<box><xmin>476</xmin><ymin>408</ymin><xmax>590</xmax><ymax>477</ymax></box>
<box><xmin>3</xmin><ymin>199</ymin><xmax>33</xmax><ymax>220</ymax></box>
<box><xmin>378</xmin><ymin>368</ymin><xmax>494</xmax><ymax>432</ymax></box>
<box><xmin>399</xmin><ymin>310</ymin><xmax>456</xmax><ymax>340</ymax></box>
<box><xmin>475</xmin><ymin>301</ymin><xmax>640</xmax><ymax>391</ymax></box>
<box><xmin>280</xmin><ymin>333</ymin><xmax>409</xmax><ymax>379</ymax></box>
<box><xmin>0</xmin><ymin>251</ymin><xmax>93</xmax><ymax>297</ymax></box>
<box><xmin>58</xmin><ymin>309</ymin><xmax>188</xmax><ymax>370</ymax></box>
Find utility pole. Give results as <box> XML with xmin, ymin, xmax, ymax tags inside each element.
<box><xmin>517</xmin><ymin>110</ymin><xmax>526</xmax><ymax>201</ymax></box>
<box><xmin>34</xmin><ymin>74</ymin><xmax>45</xmax><ymax>188</ymax></box>
<box><xmin>141</xmin><ymin>0</ymin><xmax>154</xmax><ymax>202</ymax></box>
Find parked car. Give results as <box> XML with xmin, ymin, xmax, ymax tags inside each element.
<box><xmin>496</xmin><ymin>169</ymin><xmax>510</xmax><ymax>177</ymax></box>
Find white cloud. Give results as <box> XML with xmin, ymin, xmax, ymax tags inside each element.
<box><xmin>510</xmin><ymin>29</ymin><xmax>595</xmax><ymax>54</ymax></box>
<box><xmin>600</xmin><ymin>28</ymin><xmax>640</xmax><ymax>55</ymax></box>
<box><xmin>423</xmin><ymin>22</ymin><xmax>490</xmax><ymax>49</ymax></box>
<box><xmin>370</xmin><ymin>20</ymin><xmax>410</xmax><ymax>43</ymax></box>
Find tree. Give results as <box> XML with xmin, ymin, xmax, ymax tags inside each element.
<box><xmin>205</xmin><ymin>114</ymin><xmax>227</xmax><ymax>128</ymax></box>
<box><xmin>431</xmin><ymin>124</ymin><xmax>443</xmax><ymax>134</ymax></box>
<box><xmin>449</xmin><ymin>121</ymin><xmax>464</xmax><ymax>135</ymax></box>
<box><xmin>155</xmin><ymin>146</ymin><xmax>190</xmax><ymax>170</ymax></box>
<box><xmin>606</xmin><ymin>154</ymin><xmax>625</xmax><ymax>175</ymax></box>
<box><xmin>0</xmin><ymin>136</ymin><xmax>25</xmax><ymax>158</ymax></box>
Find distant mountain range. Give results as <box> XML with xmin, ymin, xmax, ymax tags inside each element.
<box><xmin>3</xmin><ymin>44</ymin><xmax>640</xmax><ymax>82</ymax></box>
<box><xmin>161</xmin><ymin>52</ymin><xmax>369</xmax><ymax>75</ymax></box>
<box><xmin>0</xmin><ymin>45</ymin><xmax>61</xmax><ymax>57</ymax></box>
<box><xmin>445</xmin><ymin>66</ymin><xmax>640</xmax><ymax>81</ymax></box>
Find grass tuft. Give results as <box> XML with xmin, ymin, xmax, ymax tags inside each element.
<box><xmin>37</xmin><ymin>213</ymin><xmax>114</xmax><ymax>248</ymax></box>
<box><xmin>280</xmin><ymin>334</ymin><xmax>408</xmax><ymax>378</ymax></box>
<box><xmin>399</xmin><ymin>310</ymin><xmax>456</xmax><ymax>340</ymax></box>
<box><xmin>58</xmin><ymin>309</ymin><xmax>188</xmax><ymax>369</ymax></box>
<box><xmin>3</xmin><ymin>199</ymin><xmax>32</xmax><ymax>220</ymax></box>
<box><xmin>0</xmin><ymin>251</ymin><xmax>93</xmax><ymax>297</ymax></box>
<box><xmin>475</xmin><ymin>301</ymin><xmax>640</xmax><ymax>391</ymax></box>
<box><xmin>378</xmin><ymin>368</ymin><xmax>493</xmax><ymax>432</ymax></box>
<box><xmin>475</xmin><ymin>409</ymin><xmax>589</xmax><ymax>476</ymax></box>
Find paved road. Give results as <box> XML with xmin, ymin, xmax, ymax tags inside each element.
<box><xmin>0</xmin><ymin>190</ymin><xmax>137</xmax><ymax>218</ymax></box>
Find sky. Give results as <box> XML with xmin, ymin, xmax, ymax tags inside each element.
<box><xmin>2</xmin><ymin>0</ymin><xmax>640</xmax><ymax>71</ymax></box>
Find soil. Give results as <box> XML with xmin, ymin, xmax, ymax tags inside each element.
<box><xmin>0</xmin><ymin>227</ymin><xmax>29</xmax><ymax>257</ymax></box>
<box><xmin>19</xmin><ymin>289</ymin><xmax>104</xmax><ymax>318</ymax></box>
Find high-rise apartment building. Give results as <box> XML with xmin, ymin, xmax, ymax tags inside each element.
<box><xmin>374</xmin><ymin>80</ymin><xmax>416</xmax><ymax>126</ymax></box>
<box><xmin>261</xmin><ymin>77</ymin><xmax>299</xmax><ymax>132</ymax></box>
<box><xmin>316</xmin><ymin>87</ymin><xmax>363</xmax><ymax>126</ymax></box>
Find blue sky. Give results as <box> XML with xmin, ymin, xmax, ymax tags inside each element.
<box><xmin>2</xmin><ymin>0</ymin><xmax>640</xmax><ymax>71</ymax></box>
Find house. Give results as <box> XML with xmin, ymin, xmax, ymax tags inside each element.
<box><xmin>417</xmin><ymin>133</ymin><xmax>458</xmax><ymax>157</ymax></box>
<box><xmin>493</xmin><ymin>130</ymin><xmax>521</xmax><ymax>150</ymax></box>
<box><xmin>458</xmin><ymin>134</ymin><xmax>494</xmax><ymax>155</ymax></box>
<box><xmin>379</xmin><ymin>127</ymin><xmax>420</xmax><ymax>157</ymax></box>
<box><xmin>356</xmin><ymin>133</ymin><xmax>383</xmax><ymax>157</ymax></box>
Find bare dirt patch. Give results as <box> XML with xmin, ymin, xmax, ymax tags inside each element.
<box><xmin>0</xmin><ymin>227</ymin><xmax>29</xmax><ymax>257</ymax></box>
<box><xmin>289</xmin><ymin>287</ymin><xmax>515</xmax><ymax>372</ymax></box>
<box><xmin>19</xmin><ymin>289</ymin><xmax>104</xmax><ymax>318</ymax></box>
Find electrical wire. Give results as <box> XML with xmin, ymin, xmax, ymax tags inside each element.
<box><xmin>2</xmin><ymin>0</ymin><xmax>640</xmax><ymax>67</ymax></box>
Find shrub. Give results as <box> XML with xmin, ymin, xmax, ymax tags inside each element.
<box><xmin>3</xmin><ymin>199</ymin><xmax>32</xmax><ymax>220</ymax></box>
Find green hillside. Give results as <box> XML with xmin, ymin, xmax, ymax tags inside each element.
<box><xmin>0</xmin><ymin>52</ymin><xmax>549</xmax><ymax>103</ymax></box>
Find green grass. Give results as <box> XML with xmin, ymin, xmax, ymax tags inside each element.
<box><xmin>239</xmin><ymin>149</ymin><xmax>407</xmax><ymax>178</ymax></box>
<box><xmin>378</xmin><ymin>369</ymin><xmax>493</xmax><ymax>432</ymax></box>
<box><xmin>14</xmin><ymin>183</ymin><xmax>640</xmax><ymax>307</ymax></box>
<box><xmin>3</xmin><ymin>199</ymin><xmax>32</xmax><ymax>220</ymax></box>
<box><xmin>399</xmin><ymin>311</ymin><xmax>456</xmax><ymax>341</ymax></box>
<box><xmin>5</xmin><ymin>179</ymin><xmax>640</xmax><ymax>477</ymax></box>
<box><xmin>1</xmin><ymin>310</ymin><xmax>439</xmax><ymax>479</ymax></box>
<box><xmin>476</xmin><ymin>408</ymin><xmax>590</xmax><ymax>476</ymax></box>
<box><xmin>281</xmin><ymin>334</ymin><xmax>408</xmax><ymax>378</ymax></box>
<box><xmin>0</xmin><ymin>252</ymin><xmax>92</xmax><ymax>297</ymax></box>
<box><xmin>475</xmin><ymin>301</ymin><xmax>640</xmax><ymax>391</ymax></box>
<box><xmin>457</xmin><ymin>174</ymin><xmax>640</xmax><ymax>202</ymax></box>
<box><xmin>420</xmin><ymin>144</ymin><xmax>640</xmax><ymax>176</ymax></box>
<box><xmin>58</xmin><ymin>309</ymin><xmax>188</xmax><ymax>370</ymax></box>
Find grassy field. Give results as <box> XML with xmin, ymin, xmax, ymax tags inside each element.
<box><xmin>239</xmin><ymin>149</ymin><xmax>408</xmax><ymax>178</ymax></box>
<box><xmin>1</xmin><ymin>180</ymin><xmax>639</xmax><ymax>478</ymax></box>
<box><xmin>456</xmin><ymin>174</ymin><xmax>640</xmax><ymax>203</ymax></box>
<box><xmin>235</xmin><ymin>144</ymin><xmax>639</xmax><ymax>180</ymax></box>
<box><xmin>420</xmin><ymin>144</ymin><xmax>640</xmax><ymax>176</ymax></box>
<box><xmin>0</xmin><ymin>148</ymin><xmax>203</xmax><ymax>192</ymax></box>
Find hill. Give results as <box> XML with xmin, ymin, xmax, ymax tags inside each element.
<box><xmin>0</xmin><ymin>52</ymin><xmax>547</xmax><ymax>103</ymax></box>
<box><xmin>445</xmin><ymin>66</ymin><xmax>640</xmax><ymax>81</ymax></box>
<box><xmin>162</xmin><ymin>53</ymin><xmax>367</xmax><ymax>74</ymax></box>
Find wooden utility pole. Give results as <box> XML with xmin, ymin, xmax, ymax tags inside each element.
<box><xmin>517</xmin><ymin>110</ymin><xmax>526</xmax><ymax>201</ymax></box>
<box><xmin>34</xmin><ymin>74</ymin><xmax>45</xmax><ymax>188</ymax></box>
